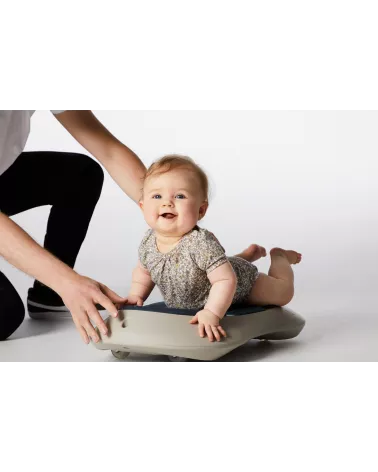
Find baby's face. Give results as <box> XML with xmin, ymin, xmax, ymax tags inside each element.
<box><xmin>140</xmin><ymin>169</ymin><xmax>207</xmax><ymax>237</ymax></box>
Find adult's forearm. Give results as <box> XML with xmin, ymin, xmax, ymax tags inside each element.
<box><xmin>54</xmin><ymin>111</ymin><xmax>147</xmax><ymax>203</ymax></box>
<box><xmin>101</xmin><ymin>142</ymin><xmax>146</xmax><ymax>203</ymax></box>
<box><xmin>0</xmin><ymin>213</ymin><xmax>77</xmax><ymax>292</ymax></box>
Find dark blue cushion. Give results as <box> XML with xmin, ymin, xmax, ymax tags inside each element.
<box><xmin>120</xmin><ymin>302</ymin><xmax>277</xmax><ymax>317</ymax></box>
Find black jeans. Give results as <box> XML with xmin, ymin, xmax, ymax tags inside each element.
<box><xmin>0</xmin><ymin>151</ymin><xmax>104</xmax><ymax>340</ymax></box>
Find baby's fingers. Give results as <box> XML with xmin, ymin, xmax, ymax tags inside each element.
<box><xmin>217</xmin><ymin>326</ymin><xmax>227</xmax><ymax>338</ymax></box>
<box><xmin>211</xmin><ymin>325</ymin><xmax>221</xmax><ymax>342</ymax></box>
<box><xmin>190</xmin><ymin>314</ymin><xmax>199</xmax><ymax>324</ymax></box>
<box><xmin>198</xmin><ymin>323</ymin><xmax>205</xmax><ymax>338</ymax></box>
<box><xmin>205</xmin><ymin>324</ymin><xmax>214</xmax><ymax>342</ymax></box>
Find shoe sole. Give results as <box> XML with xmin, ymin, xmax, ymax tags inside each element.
<box><xmin>27</xmin><ymin>300</ymin><xmax>72</xmax><ymax>320</ymax></box>
<box><xmin>28</xmin><ymin>311</ymin><xmax>73</xmax><ymax>320</ymax></box>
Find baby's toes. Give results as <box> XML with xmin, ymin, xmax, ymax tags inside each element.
<box><xmin>256</xmin><ymin>245</ymin><xmax>265</xmax><ymax>257</ymax></box>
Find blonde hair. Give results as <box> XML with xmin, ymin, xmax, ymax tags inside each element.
<box><xmin>143</xmin><ymin>154</ymin><xmax>209</xmax><ymax>200</ymax></box>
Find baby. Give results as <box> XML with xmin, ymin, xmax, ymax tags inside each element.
<box><xmin>126</xmin><ymin>155</ymin><xmax>302</xmax><ymax>342</ymax></box>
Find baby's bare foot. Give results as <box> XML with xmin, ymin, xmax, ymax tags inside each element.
<box><xmin>236</xmin><ymin>244</ymin><xmax>267</xmax><ymax>263</ymax></box>
<box><xmin>270</xmin><ymin>247</ymin><xmax>302</xmax><ymax>264</ymax></box>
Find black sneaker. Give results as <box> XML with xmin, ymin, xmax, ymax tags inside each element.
<box><xmin>27</xmin><ymin>282</ymin><xmax>106</xmax><ymax>320</ymax></box>
<box><xmin>27</xmin><ymin>284</ymin><xmax>71</xmax><ymax>319</ymax></box>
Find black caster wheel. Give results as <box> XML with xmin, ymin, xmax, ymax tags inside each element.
<box><xmin>167</xmin><ymin>355</ymin><xmax>189</xmax><ymax>362</ymax></box>
<box><xmin>112</xmin><ymin>350</ymin><xmax>130</xmax><ymax>360</ymax></box>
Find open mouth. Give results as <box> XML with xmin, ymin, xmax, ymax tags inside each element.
<box><xmin>160</xmin><ymin>213</ymin><xmax>177</xmax><ymax>219</ymax></box>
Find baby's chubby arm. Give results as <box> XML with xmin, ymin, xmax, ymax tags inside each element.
<box><xmin>205</xmin><ymin>261</ymin><xmax>237</xmax><ymax>318</ymax></box>
<box><xmin>190</xmin><ymin>261</ymin><xmax>237</xmax><ymax>341</ymax></box>
<box><xmin>126</xmin><ymin>261</ymin><xmax>155</xmax><ymax>305</ymax></box>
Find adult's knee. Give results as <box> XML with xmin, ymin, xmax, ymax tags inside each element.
<box><xmin>78</xmin><ymin>154</ymin><xmax>104</xmax><ymax>189</ymax></box>
<box><xmin>85</xmin><ymin>156</ymin><xmax>104</xmax><ymax>189</ymax></box>
<box><xmin>0</xmin><ymin>306</ymin><xmax>25</xmax><ymax>341</ymax></box>
<box><xmin>0</xmin><ymin>274</ymin><xmax>25</xmax><ymax>341</ymax></box>
<box><xmin>69</xmin><ymin>154</ymin><xmax>104</xmax><ymax>203</ymax></box>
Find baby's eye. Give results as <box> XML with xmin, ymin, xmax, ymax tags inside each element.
<box><xmin>152</xmin><ymin>194</ymin><xmax>162</xmax><ymax>199</ymax></box>
<box><xmin>175</xmin><ymin>194</ymin><xmax>186</xmax><ymax>199</ymax></box>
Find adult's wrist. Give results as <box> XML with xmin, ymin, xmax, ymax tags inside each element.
<box><xmin>47</xmin><ymin>263</ymin><xmax>81</xmax><ymax>296</ymax></box>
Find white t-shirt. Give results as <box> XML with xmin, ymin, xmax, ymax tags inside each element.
<box><xmin>0</xmin><ymin>110</ymin><xmax>65</xmax><ymax>176</ymax></box>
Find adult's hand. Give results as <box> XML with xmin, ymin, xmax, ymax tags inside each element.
<box><xmin>0</xmin><ymin>202</ymin><xmax>129</xmax><ymax>345</ymax></box>
<box><xmin>59</xmin><ymin>274</ymin><xmax>127</xmax><ymax>344</ymax></box>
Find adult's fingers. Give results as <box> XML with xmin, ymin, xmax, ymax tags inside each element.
<box><xmin>100</xmin><ymin>284</ymin><xmax>127</xmax><ymax>303</ymax></box>
<box><xmin>78</xmin><ymin>326</ymin><xmax>89</xmax><ymax>344</ymax></box>
<box><xmin>83</xmin><ymin>320</ymin><xmax>99</xmax><ymax>343</ymax></box>
<box><xmin>94</xmin><ymin>290</ymin><xmax>118</xmax><ymax>317</ymax></box>
<box><xmin>72</xmin><ymin>316</ymin><xmax>89</xmax><ymax>344</ymax></box>
<box><xmin>87</xmin><ymin>307</ymin><xmax>108</xmax><ymax>336</ymax></box>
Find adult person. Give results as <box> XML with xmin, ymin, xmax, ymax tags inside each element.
<box><xmin>0</xmin><ymin>110</ymin><xmax>146</xmax><ymax>344</ymax></box>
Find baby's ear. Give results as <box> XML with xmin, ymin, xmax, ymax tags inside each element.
<box><xmin>198</xmin><ymin>201</ymin><xmax>209</xmax><ymax>220</ymax></box>
<box><xmin>139</xmin><ymin>200</ymin><xmax>144</xmax><ymax>211</ymax></box>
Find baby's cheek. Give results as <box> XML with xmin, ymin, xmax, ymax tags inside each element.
<box><xmin>145</xmin><ymin>209</ymin><xmax>158</xmax><ymax>225</ymax></box>
<box><xmin>185</xmin><ymin>202</ymin><xmax>198</xmax><ymax>215</ymax></box>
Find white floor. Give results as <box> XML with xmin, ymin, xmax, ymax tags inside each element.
<box><xmin>1</xmin><ymin>296</ymin><xmax>377</xmax><ymax>362</ymax></box>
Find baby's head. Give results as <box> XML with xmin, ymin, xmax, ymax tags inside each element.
<box><xmin>140</xmin><ymin>155</ymin><xmax>209</xmax><ymax>237</ymax></box>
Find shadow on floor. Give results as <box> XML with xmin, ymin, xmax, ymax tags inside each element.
<box><xmin>104</xmin><ymin>339</ymin><xmax>306</xmax><ymax>362</ymax></box>
<box><xmin>219</xmin><ymin>339</ymin><xmax>304</xmax><ymax>361</ymax></box>
<box><xmin>8</xmin><ymin>317</ymin><xmax>72</xmax><ymax>341</ymax></box>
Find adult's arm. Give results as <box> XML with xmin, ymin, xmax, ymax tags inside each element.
<box><xmin>0</xmin><ymin>212</ymin><xmax>123</xmax><ymax>344</ymax></box>
<box><xmin>54</xmin><ymin>110</ymin><xmax>147</xmax><ymax>203</ymax></box>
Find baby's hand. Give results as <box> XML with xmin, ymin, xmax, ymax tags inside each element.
<box><xmin>190</xmin><ymin>309</ymin><xmax>227</xmax><ymax>342</ymax></box>
<box><xmin>124</xmin><ymin>294</ymin><xmax>144</xmax><ymax>306</ymax></box>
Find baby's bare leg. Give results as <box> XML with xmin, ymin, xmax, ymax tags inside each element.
<box><xmin>234</xmin><ymin>244</ymin><xmax>267</xmax><ymax>263</ymax></box>
<box><xmin>208</xmin><ymin>231</ymin><xmax>266</xmax><ymax>263</ymax></box>
<box><xmin>247</xmin><ymin>248</ymin><xmax>302</xmax><ymax>306</ymax></box>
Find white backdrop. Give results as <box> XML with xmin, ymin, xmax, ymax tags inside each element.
<box><xmin>1</xmin><ymin>111</ymin><xmax>376</xmax><ymax>316</ymax></box>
